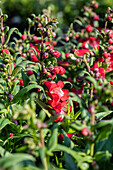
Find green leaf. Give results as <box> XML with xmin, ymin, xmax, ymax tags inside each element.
<box><xmin>0</xmin><ymin>153</ymin><xmax>35</xmax><ymax>169</ymax></box>
<box><xmin>39</xmin><ymin>147</ymin><xmax>47</xmax><ymax>169</ymax></box>
<box><xmin>4</xmin><ymin>28</ymin><xmax>18</xmax><ymax>45</ymax></box>
<box><xmin>96</xmin><ymin>111</ymin><xmax>113</xmax><ymax>120</ymax></box>
<box><xmin>0</xmin><ymin>118</ymin><xmax>15</xmax><ymax>131</ymax></box>
<box><xmin>62</xmin><ymin>130</ymin><xmax>78</xmax><ymax>170</ymax></box>
<box><xmin>74</xmin><ymin>19</ymin><xmax>83</xmax><ymax>26</ymax></box>
<box><xmin>11</xmin><ymin>84</ymin><xmax>44</xmax><ymax>103</ymax></box>
<box><xmin>70</xmin><ymin>120</ymin><xmax>87</xmax><ymax>131</ymax></box>
<box><xmin>74</xmin><ymin>110</ymin><xmax>81</xmax><ymax>119</ymax></box>
<box><xmin>95</xmin><ymin>132</ymin><xmax>113</xmax><ymax>154</ymax></box>
<box><xmin>0</xmin><ymin>146</ymin><xmax>11</xmax><ymax>157</ymax></box>
<box><xmin>85</xmin><ymin>76</ymin><xmax>97</xmax><ymax>88</ymax></box>
<box><xmin>21</xmin><ymin>70</ymin><xmax>30</xmax><ymax>87</ymax></box>
<box><xmin>30</xmin><ymin>47</ymin><xmax>40</xmax><ymax>61</ymax></box>
<box><xmin>47</xmin><ymin>124</ymin><xmax>58</xmax><ymax>154</ymax></box>
<box><xmin>11</xmin><ymin>65</ymin><xmax>24</xmax><ymax>77</ymax></box>
<box><xmin>93</xmin><ymin>119</ymin><xmax>113</xmax><ymax>129</ymax></box>
<box><xmin>69</xmin><ymin>93</ymin><xmax>85</xmax><ymax>108</ymax></box>
<box><xmin>94</xmin><ymin>151</ymin><xmax>112</xmax><ymax>161</ymax></box>
<box><xmin>55</xmin><ymin>144</ymin><xmax>93</xmax><ymax>167</ymax></box>
<box><xmin>3</xmin><ymin>26</ymin><xmax>9</xmax><ymax>34</ymax></box>
<box><xmin>96</xmin><ymin>125</ymin><xmax>112</xmax><ymax>141</ymax></box>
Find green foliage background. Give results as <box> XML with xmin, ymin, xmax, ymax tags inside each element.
<box><xmin>1</xmin><ymin>0</ymin><xmax>113</xmax><ymax>31</ymax></box>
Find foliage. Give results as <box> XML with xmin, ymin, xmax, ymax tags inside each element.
<box><xmin>0</xmin><ymin>1</ymin><xmax>113</xmax><ymax>170</ymax></box>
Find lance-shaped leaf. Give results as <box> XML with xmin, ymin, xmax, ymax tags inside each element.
<box><xmin>47</xmin><ymin>124</ymin><xmax>58</xmax><ymax>154</ymax></box>
<box><xmin>0</xmin><ymin>118</ymin><xmax>16</xmax><ymax>131</ymax></box>
<box><xmin>4</xmin><ymin>28</ymin><xmax>19</xmax><ymax>45</ymax></box>
<box><xmin>11</xmin><ymin>84</ymin><xmax>44</xmax><ymax>103</ymax></box>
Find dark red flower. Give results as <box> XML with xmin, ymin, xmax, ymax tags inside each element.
<box><xmin>27</xmin><ymin>70</ymin><xmax>33</xmax><ymax>76</ymax></box>
<box><xmin>59</xmin><ymin>133</ymin><xmax>73</xmax><ymax>141</ymax></box>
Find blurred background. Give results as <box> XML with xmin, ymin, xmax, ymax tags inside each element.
<box><xmin>1</xmin><ymin>0</ymin><xmax>113</xmax><ymax>32</ymax></box>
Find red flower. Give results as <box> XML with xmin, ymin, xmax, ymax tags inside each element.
<box><xmin>91</xmin><ymin>61</ymin><xmax>105</xmax><ymax>80</ymax></box>
<box><xmin>33</xmin><ymin>36</ymin><xmax>41</xmax><ymax>44</ymax></box>
<box><xmin>53</xmin><ymin>101</ymin><xmax>72</xmax><ymax>122</ymax></box>
<box><xmin>86</xmin><ymin>25</ymin><xmax>93</xmax><ymax>33</ymax></box>
<box><xmin>31</xmin><ymin>55</ymin><xmax>39</xmax><ymax>62</ymax></box>
<box><xmin>27</xmin><ymin>70</ymin><xmax>33</xmax><ymax>76</ymax></box>
<box><xmin>9</xmin><ymin>133</ymin><xmax>13</xmax><ymax>138</ymax></box>
<box><xmin>59</xmin><ymin>132</ymin><xmax>73</xmax><ymax>141</ymax></box>
<box><xmin>81</xmin><ymin>128</ymin><xmax>89</xmax><ymax>136</ymax></box>
<box><xmin>2</xmin><ymin>49</ymin><xmax>10</xmax><ymax>55</ymax></box>
<box><xmin>53</xmin><ymin>50</ymin><xmax>61</xmax><ymax>58</ymax></box>
<box><xmin>76</xmin><ymin>49</ymin><xmax>91</xmax><ymax>57</ymax></box>
<box><xmin>21</xmin><ymin>34</ymin><xmax>27</xmax><ymax>41</ymax></box>
<box><xmin>45</xmin><ymin>42</ymin><xmax>54</xmax><ymax>50</ymax></box>
<box><xmin>65</xmin><ymin>52</ymin><xmax>70</xmax><ymax>59</ymax></box>
<box><xmin>14</xmin><ymin>79</ymin><xmax>24</xmax><ymax>86</ymax></box>
<box><xmin>52</xmin><ymin>66</ymin><xmax>66</xmax><ymax>75</ymax></box>
<box><xmin>52</xmin><ymin>41</ymin><xmax>57</xmax><ymax>46</ymax></box>
<box><xmin>45</xmin><ymin>81</ymin><xmax>69</xmax><ymax>108</ymax></box>
<box><xmin>64</xmin><ymin>36</ymin><xmax>69</xmax><ymax>41</ymax></box>
<box><xmin>107</xmin><ymin>16</ymin><xmax>112</xmax><ymax>21</ymax></box>
<box><xmin>110</xmin><ymin>81</ymin><xmax>113</xmax><ymax>85</ymax></box>
<box><xmin>94</xmin><ymin>4</ymin><xmax>98</xmax><ymax>8</ymax></box>
<box><xmin>94</xmin><ymin>15</ymin><xmax>99</xmax><ymax>21</ymax></box>
<box><xmin>81</xmin><ymin>42</ymin><xmax>89</xmax><ymax>49</ymax></box>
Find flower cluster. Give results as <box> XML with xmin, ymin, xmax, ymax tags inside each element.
<box><xmin>44</xmin><ymin>80</ymin><xmax>71</xmax><ymax>121</ymax></box>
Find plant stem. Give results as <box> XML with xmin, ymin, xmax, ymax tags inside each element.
<box><xmin>40</xmin><ymin>129</ymin><xmax>44</xmax><ymax>147</ymax></box>
<box><xmin>40</xmin><ymin>129</ymin><xmax>48</xmax><ymax>170</ymax></box>
<box><xmin>83</xmin><ymin>55</ymin><xmax>90</xmax><ymax>73</ymax></box>
<box><xmin>90</xmin><ymin>113</ymin><xmax>95</xmax><ymax>156</ymax></box>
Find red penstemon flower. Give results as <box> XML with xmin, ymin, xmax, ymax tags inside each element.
<box><xmin>91</xmin><ymin>61</ymin><xmax>105</xmax><ymax>80</ymax></box>
<box><xmin>52</xmin><ymin>66</ymin><xmax>66</xmax><ymax>75</ymax></box>
<box><xmin>45</xmin><ymin>81</ymin><xmax>70</xmax><ymax>121</ymax></box>
<box><xmin>45</xmin><ymin>81</ymin><xmax>69</xmax><ymax>107</ymax></box>
<box><xmin>14</xmin><ymin>79</ymin><xmax>24</xmax><ymax>86</ymax></box>
<box><xmin>53</xmin><ymin>50</ymin><xmax>61</xmax><ymax>58</ymax></box>
<box><xmin>76</xmin><ymin>49</ymin><xmax>91</xmax><ymax>57</ymax></box>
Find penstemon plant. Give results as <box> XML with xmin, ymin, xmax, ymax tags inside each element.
<box><xmin>0</xmin><ymin>1</ymin><xmax>113</xmax><ymax>170</ymax></box>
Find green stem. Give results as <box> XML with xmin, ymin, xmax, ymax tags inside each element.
<box><xmin>90</xmin><ymin>113</ymin><xmax>95</xmax><ymax>156</ymax></box>
<box><xmin>40</xmin><ymin>129</ymin><xmax>48</xmax><ymax>170</ymax></box>
<box><xmin>83</xmin><ymin>55</ymin><xmax>90</xmax><ymax>73</ymax></box>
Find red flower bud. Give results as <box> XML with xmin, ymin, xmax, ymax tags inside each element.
<box><xmin>94</xmin><ymin>4</ymin><xmax>98</xmax><ymax>8</ymax></box>
<box><xmin>81</xmin><ymin>128</ymin><xmax>89</xmax><ymax>136</ymax></box>
<box><xmin>107</xmin><ymin>16</ymin><xmax>112</xmax><ymax>21</ymax></box>
<box><xmin>2</xmin><ymin>49</ymin><xmax>10</xmax><ymax>55</ymax></box>
<box><xmin>21</xmin><ymin>34</ymin><xmax>27</xmax><ymax>41</ymax></box>
<box><xmin>53</xmin><ymin>50</ymin><xmax>61</xmax><ymax>58</ymax></box>
<box><xmin>33</xmin><ymin>36</ymin><xmax>41</xmax><ymax>44</ymax></box>
<box><xmin>86</xmin><ymin>25</ymin><xmax>93</xmax><ymax>33</ymax></box>
<box><xmin>64</xmin><ymin>36</ymin><xmax>69</xmax><ymax>41</ymax></box>
<box><xmin>9</xmin><ymin>133</ymin><xmax>13</xmax><ymax>138</ymax></box>
<box><xmin>27</xmin><ymin>70</ymin><xmax>33</xmax><ymax>76</ymax></box>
